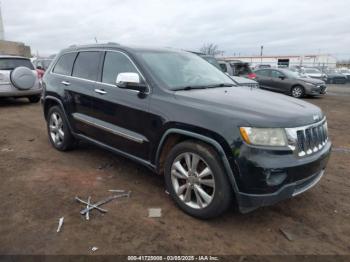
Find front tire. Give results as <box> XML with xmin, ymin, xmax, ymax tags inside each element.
<box><xmin>164</xmin><ymin>141</ymin><xmax>233</xmax><ymax>219</ymax></box>
<box><xmin>291</xmin><ymin>85</ymin><xmax>305</xmax><ymax>98</ymax></box>
<box><xmin>47</xmin><ymin>106</ymin><xmax>76</xmax><ymax>151</ymax></box>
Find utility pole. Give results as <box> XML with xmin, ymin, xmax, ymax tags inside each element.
<box><xmin>0</xmin><ymin>2</ymin><xmax>5</xmax><ymax>40</ymax></box>
<box><xmin>260</xmin><ymin>45</ymin><xmax>263</xmax><ymax>63</ymax></box>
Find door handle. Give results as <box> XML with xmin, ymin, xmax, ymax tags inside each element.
<box><xmin>61</xmin><ymin>81</ymin><xmax>71</xmax><ymax>86</ymax></box>
<box><xmin>94</xmin><ymin>89</ymin><xmax>107</xmax><ymax>95</ymax></box>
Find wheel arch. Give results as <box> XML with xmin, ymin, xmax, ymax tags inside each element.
<box><xmin>155</xmin><ymin>128</ymin><xmax>240</xmax><ymax>196</ymax></box>
<box><xmin>43</xmin><ymin>96</ymin><xmax>74</xmax><ymax>132</ymax></box>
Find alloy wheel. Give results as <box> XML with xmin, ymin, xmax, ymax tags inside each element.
<box><xmin>49</xmin><ymin>112</ymin><xmax>64</xmax><ymax>146</ymax></box>
<box><xmin>170</xmin><ymin>152</ymin><xmax>215</xmax><ymax>209</ymax></box>
<box><xmin>292</xmin><ymin>87</ymin><xmax>303</xmax><ymax>98</ymax></box>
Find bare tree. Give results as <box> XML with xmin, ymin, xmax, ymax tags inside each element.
<box><xmin>199</xmin><ymin>43</ymin><xmax>223</xmax><ymax>56</ymax></box>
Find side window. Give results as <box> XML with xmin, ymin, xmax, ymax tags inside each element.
<box><xmin>72</xmin><ymin>52</ymin><xmax>101</xmax><ymax>81</ymax></box>
<box><xmin>102</xmin><ymin>51</ymin><xmax>138</xmax><ymax>85</ymax></box>
<box><xmin>219</xmin><ymin>63</ymin><xmax>227</xmax><ymax>73</ymax></box>
<box><xmin>271</xmin><ymin>70</ymin><xmax>285</xmax><ymax>79</ymax></box>
<box><xmin>256</xmin><ymin>70</ymin><xmax>270</xmax><ymax>77</ymax></box>
<box><xmin>53</xmin><ymin>53</ymin><xmax>77</xmax><ymax>76</ymax></box>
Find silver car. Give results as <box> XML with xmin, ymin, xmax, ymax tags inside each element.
<box><xmin>0</xmin><ymin>55</ymin><xmax>42</xmax><ymax>103</ymax></box>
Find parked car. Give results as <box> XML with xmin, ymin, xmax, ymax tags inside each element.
<box><xmin>0</xmin><ymin>55</ymin><xmax>42</xmax><ymax>102</ymax></box>
<box><xmin>42</xmin><ymin>44</ymin><xmax>331</xmax><ymax>218</ymax></box>
<box><xmin>255</xmin><ymin>64</ymin><xmax>271</xmax><ymax>70</ymax></box>
<box><xmin>197</xmin><ymin>55</ymin><xmax>259</xmax><ymax>88</ymax></box>
<box><xmin>255</xmin><ymin>68</ymin><xmax>327</xmax><ymax>98</ymax></box>
<box><xmin>338</xmin><ymin>68</ymin><xmax>350</xmax><ymax>82</ymax></box>
<box><xmin>33</xmin><ymin>58</ymin><xmax>55</xmax><ymax>78</ymax></box>
<box><xmin>323</xmin><ymin>68</ymin><xmax>347</xmax><ymax>84</ymax></box>
<box><xmin>302</xmin><ymin>67</ymin><xmax>328</xmax><ymax>82</ymax></box>
<box><xmin>218</xmin><ymin>60</ymin><xmax>257</xmax><ymax>80</ymax></box>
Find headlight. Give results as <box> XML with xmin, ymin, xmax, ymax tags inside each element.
<box><xmin>239</xmin><ymin>127</ymin><xmax>287</xmax><ymax>146</ymax></box>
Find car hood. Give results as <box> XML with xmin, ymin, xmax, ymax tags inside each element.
<box><xmin>174</xmin><ymin>87</ymin><xmax>324</xmax><ymax>128</ymax></box>
<box><xmin>326</xmin><ymin>73</ymin><xmax>346</xmax><ymax>77</ymax></box>
<box><xmin>230</xmin><ymin>75</ymin><xmax>257</xmax><ymax>84</ymax></box>
<box><xmin>297</xmin><ymin>77</ymin><xmax>325</xmax><ymax>85</ymax></box>
<box><xmin>306</xmin><ymin>73</ymin><xmax>323</xmax><ymax>77</ymax></box>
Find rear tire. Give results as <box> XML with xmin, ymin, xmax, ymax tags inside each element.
<box><xmin>47</xmin><ymin>106</ymin><xmax>76</xmax><ymax>151</ymax></box>
<box><xmin>164</xmin><ymin>140</ymin><xmax>233</xmax><ymax>219</ymax></box>
<box><xmin>291</xmin><ymin>85</ymin><xmax>305</xmax><ymax>98</ymax></box>
<box><xmin>28</xmin><ymin>96</ymin><xmax>40</xmax><ymax>103</ymax></box>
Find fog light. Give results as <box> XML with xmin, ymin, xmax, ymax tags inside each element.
<box><xmin>265</xmin><ymin>169</ymin><xmax>287</xmax><ymax>186</ymax></box>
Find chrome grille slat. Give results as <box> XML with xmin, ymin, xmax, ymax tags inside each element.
<box><xmin>286</xmin><ymin>118</ymin><xmax>328</xmax><ymax>157</ymax></box>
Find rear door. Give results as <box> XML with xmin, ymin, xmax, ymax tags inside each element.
<box><xmin>255</xmin><ymin>69</ymin><xmax>273</xmax><ymax>90</ymax></box>
<box><xmin>61</xmin><ymin>51</ymin><xmax>103</xmax><ymax>137</ymax></box>
<box><xmin>86</xmin><ymin>50</ymin><xmax>152</xmax><ymax>161</ymax></box>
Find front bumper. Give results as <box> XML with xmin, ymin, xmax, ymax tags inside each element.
<box><xmin>232</xmin><ymin>141</ymin><xmax>331</xmax><ymax>213</ymax></box>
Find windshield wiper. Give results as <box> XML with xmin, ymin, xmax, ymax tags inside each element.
<box><xmin>206</xmin><ymin>83</ymin><xmax>236</xmax><ymax>88</ymax></box>
<box><xmin>172</xmin><ymin>83</ymin><xmax>235</xmax><ymax>91</ymax></box>
<box><xmin>172</xmin><ymin>86</ymin><xmax>209</xmax><ymax>91</ymax></box>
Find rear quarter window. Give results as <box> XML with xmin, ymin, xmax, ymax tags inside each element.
<box><xmin>0</xmin><ymin>58</ymin><xmax>34</xmax><ymax>70</ymax></box>
<box><xmin>53</xmin><ymin>53</ymin><xmax>77</xmax><ymax>76</ymax></box>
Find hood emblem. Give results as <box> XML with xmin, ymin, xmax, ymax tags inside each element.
<box><xmin>313</xmin><ymin>115</ymin><xmax>320</xmax><ymax>121</ymax></box>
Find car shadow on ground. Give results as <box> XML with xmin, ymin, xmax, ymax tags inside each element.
<box><xmin>0</xmin><ymin>97</ymin><xmax>32</xmax><ymax>107</ymax></box>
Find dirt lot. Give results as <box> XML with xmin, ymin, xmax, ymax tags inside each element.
<box><xmin>0</xmin><ymin>85</ymin><xmax>349</xmax><ymax>255</ymax></box>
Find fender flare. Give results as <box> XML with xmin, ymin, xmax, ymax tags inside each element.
<box><xmin>155</xmin><ymin>128</ymin><xmax>240</xmax><ymax>196</ymax></box>
<box><xmin>43</xmin><ymin>95</ymin><xmax>74</xmax><ymax>132</ymax></box>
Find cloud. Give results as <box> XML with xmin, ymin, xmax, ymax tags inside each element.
<box><xmin>2</xmin><ymin>0</ymin><xmax>350</xmax><ymax>58</ymax></box>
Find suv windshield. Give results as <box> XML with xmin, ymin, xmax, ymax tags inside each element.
<box><xmin>0</xmin><ymin>58</ymin><xmax>34</xmax><ymax>70</ymax></box>
<box><xmin>137</xmin><ymin>51</ymin><xmax>235</xmax><ymax>90</ymax></box>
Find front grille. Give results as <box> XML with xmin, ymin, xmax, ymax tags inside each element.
<box><xmin>319</xmin><ymin>85</ymin><xmax>327</xmax><ymax>93</ymax></box>
<box><xmin>286</xmin><ymin>119</ymin><xmax>328</xmax><ymax>157</ymax></box>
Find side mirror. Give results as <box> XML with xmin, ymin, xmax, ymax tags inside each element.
<box><xmin>279</xmin><ymin>75</ymin><xmax>286</xmax><ymax>80</ymax></box>
<box><xmin>116</xmin><ymin>72</ymin><xmax>147</xmax><ymax>93</ymax></box>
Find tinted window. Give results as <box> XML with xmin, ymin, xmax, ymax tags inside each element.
<box><xmin>53</xmin><ymin>53</ymin><xmax>77</xmax><ymax>75</ymax></box>
<box><xmin>219</xmin><ymin>63</ymin><xmax>227</xmax><ymax>72</ymax></box>
<box><xmin>256</xmin><ymin>70</ymin><xmax>270</xmax><ymax>77</ymax></box>
<box><xmin>0</xmin><ymin>58</ymin><xmax>34</xmax><ymax>70</ymax></box>
<box><xmin>271</xmin><ymin>70</ymin><xmax>285</xmax><ymax>78</ymax></box>
<box><xmin>231</xmin><ymin>63</ymin><xmax>252</xmax><ymax>76</ymax></box>
<box><xmin>72</xmin><ymin>52</ymin><xmax>101</xmax><ymax>81</ymax></box>
<box><xmin>102</xmin><ymin>51</ymin><xmax>138</xmax><ymax>84</ymax></box>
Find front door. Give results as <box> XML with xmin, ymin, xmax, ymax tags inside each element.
<box><xmin>88</xmin><ymin>51</ymin><xmax>152</xmax><ymax>161</ymax></box>
<box><xmin>270</xmin><ymin>70</ymin><xmax>290</xmax><ymax>93</ymax></box>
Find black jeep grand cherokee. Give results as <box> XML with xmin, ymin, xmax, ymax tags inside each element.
<box><xmin>42</xmin><ymin>44</ymin><xmax>331</xmax><ymax>219</ymax></box>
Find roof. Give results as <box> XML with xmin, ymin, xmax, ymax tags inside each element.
<box><xmin>60</xmin><ymin>43</ymin><xmax>185</xmax><ymax>54</ymax></box>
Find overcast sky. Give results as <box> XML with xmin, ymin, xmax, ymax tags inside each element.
<box><xmin>2</xmin><ymin>0</ymin><xmax>350</xmax><ymax>58</ymax></box>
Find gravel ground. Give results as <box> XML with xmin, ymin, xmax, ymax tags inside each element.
<box><xmin>0</xmin><ymin>84</ymin><xmax>349</xmax><ymax>255</ymax></box>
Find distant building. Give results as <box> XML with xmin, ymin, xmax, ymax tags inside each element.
<box><xmin>220</xmin><ymin>54</ymin><xmax>337</xmax><ymax>69</ymax></box>
<box><xmin>0</xmin><ymin>5</ymin><xmax>31</xmax><ymax>57</ymax></box>
<box><xmin>0</xmin><ymin>40</ymin><xmax>31</xmax><ymax>57</ymax></box>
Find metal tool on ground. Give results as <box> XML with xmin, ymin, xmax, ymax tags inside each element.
<box><xmin>108</xmin><ymin>189</ymin><xmax>127</xmax><ymax>193</ymax></box>
<box><xmin>56</xmin><ymin>217</ymin><xmax>64</xmax><ymax>233</ymax></box>
<box><xmin>86</xmin><ymin>196</ymin><xmax>91</xmax><ymax>221</ymax></box>
<box><xmin>76</xmin><ymin>191</ymin><xmax>131</xmax><ymax>217</ymax></box>
<box><xmin>75</xmin><ymin>197</ymin><xmax>108</xmax><ymax>213</ymax></box>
